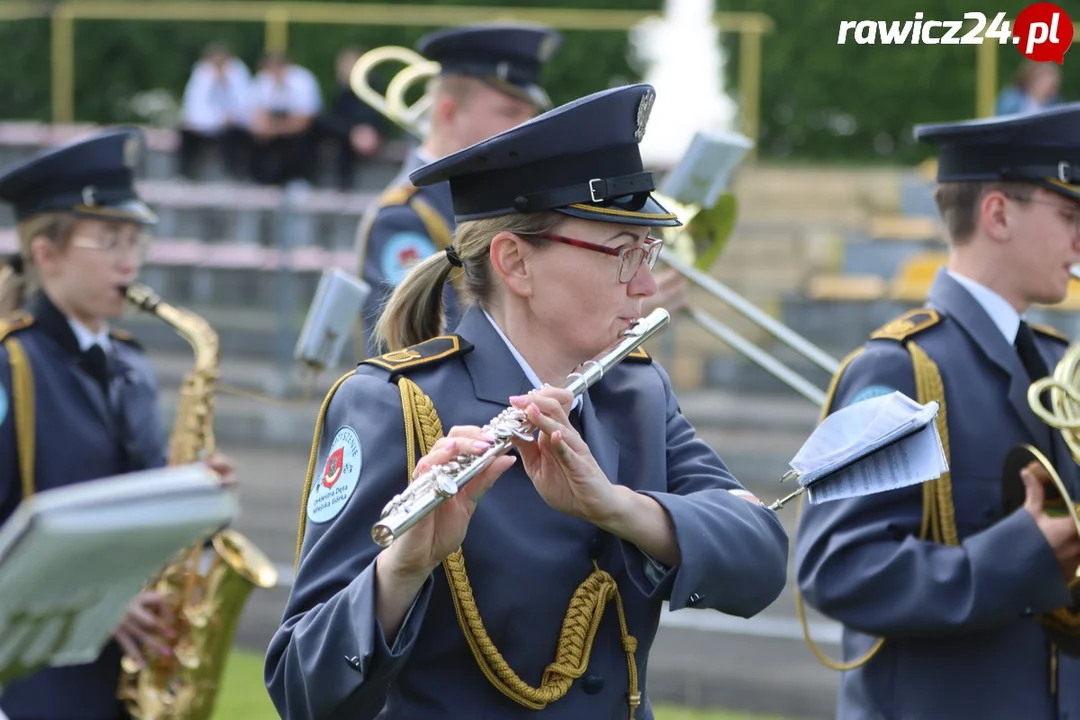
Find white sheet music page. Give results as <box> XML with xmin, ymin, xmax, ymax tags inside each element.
<box><xmin>784</xmin><ymin>391</ymin><xmax>948</xmax><ymax>504</ymax></box>
<box><xmin>0</xmin><ymin>464</ymin><xmax>237</xmax><ymax>676</ymax></box>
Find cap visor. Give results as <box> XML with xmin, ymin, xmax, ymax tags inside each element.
<box><xmin>1043</xmin><ymin>178</ymin><xmax>1080</xmax><ymax>203</ymax></box>
<box><xmin>75</xmin><ymin>199</ymin><xmax>158</xmax><ymax>225</ymax></box>
<box><xmin>556</xmin><ymin>193</ymin><xmax>681</xmax><ymax>227</ymax></box>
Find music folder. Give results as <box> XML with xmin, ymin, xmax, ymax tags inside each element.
<box><xmin>0</xmin><ymin>463</ymin><xmax>237</xmax><ymax>690</ymax></box>
<box><xmin>294</xmin><ymin>267</ymin><xmax>371</xmax><ymax>373</ymax></box>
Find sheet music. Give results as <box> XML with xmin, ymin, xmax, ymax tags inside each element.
<box><xmin>0</xmin><ymin>464</ymin><xmax>236</xmax><ymax>674</ymax></box>
<box><xmin>781</xmin><ymin>390</ymin><xmax>948</xmax><ymax>505</ymax></box>
<box><xmin>806</xmin><ymin>419</ymin><xmax>948</xmax><ymax>504</ymax></box>
<box><xmin>789</xmin><ymin>391</ymin><xmax>938</xmax><ymax>487</ymax></box>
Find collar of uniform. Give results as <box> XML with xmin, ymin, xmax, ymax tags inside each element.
<box><xmin>25</xmin><ymin>290</ymin><xmax>87</xmax><ymax>358</ymax></box>
<box><xmin>945</xmin><ymin>269</ymin><xmax>1022</xmax><ymax>344</ymax></box>
<box><xmin>481</xmin><ymin>308</ymin><xmax>583</xmax><ymax>412</ymax></box>
<box><xmin>66</xmin><ymin>315</ymin><xmax>112</xmax><ymax>353</ymax></box>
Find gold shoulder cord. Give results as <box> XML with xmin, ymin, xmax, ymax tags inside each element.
<box><xmin>294</xmin><ymin>370</ymin><xmax>357</xmax><ymax>568</ymax></box>
<box><xmin>396</xmin><ymin>376</ymin><xmax>642</xmax><ymax>718</ymax></box>
<box><xmin>3</xmin><ymin>338</ymin><xmax>35</xmax><ymax>500</ymax></box>
<box><xmin>794</xmin><ymin>340</ymin><xmax>958</xmax><ymax>671</ymax></box>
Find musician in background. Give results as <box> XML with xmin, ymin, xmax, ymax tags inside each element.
<box><xmin>0</xmin><ymin>129</ymin><xmax>235</xmax><ymax>720</ymax></box>
<box><xmin>268</xmin><ymin>83</ymin><xmax>788</xmax><ymax>720</ymax></box>
<box><xmin>795</xmin><ymin>105</ymin><xmax>1080</xmax><ymax>718</ymax></box>
<box><xmin>353</xmin><ymin>22</ymin><xmax>562</xmax><ymax>359</ymax></box>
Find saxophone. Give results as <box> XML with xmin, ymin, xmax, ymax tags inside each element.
<box><xmin>116</xmin><ymin>282</ymin><xmax>279</xmax><ymax>720</ymax></box>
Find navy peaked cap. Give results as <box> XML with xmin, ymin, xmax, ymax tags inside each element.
<box><xmin>408</xmin><ymin>83</ymin><xmax>680</xmax><ymax>228</ymax></box>
<box><xmin>915</xmin><ymin>102</ymin><xmax>1080</xmax><ymax>201</ymax></box>
<box><xmin>416</xmin><ymin>22</ymin><xmax>561</xmax><ymax>109</ymax></box>
<box><xmin>0</xmin><ymin>127</ymin><xmax>156</xmax><ymax>224</ymax></box>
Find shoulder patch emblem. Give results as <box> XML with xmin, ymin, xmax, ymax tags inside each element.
<box><xmin>380</xmin><ymin>231</ymin><xmax>438</xmax><ymax>286</ymax></box>
<box><xmin>307</xmin><ymin>426</ymin><xmax>363</xmax><ymax>524</ymax></box>
<box><xmin>624</xmin><ymin>346</ymin><xmax>652</xmax><ymax>363</ymax></box>
<box><xmin>1030</xmin><ymin>322</ymin><xmax>1069</xmax><ymax>344</ymax></box>
<box><xmin>849</xmin><ymin>384</ymin><xmax>897</xmax><ymax>406</ymax></box>
<box><xmin>870</xmin><ymin>308</ymin><xmax>942</xmax><ymax>342</ymax></box>
<box><xmin>0</xmin><ymin>311</ymin><xmax>33</xmax><ymax>342</ymax></box>
<box><xmin>363</xmin><ymin>335</ymin><xmax>473</xmax><ymax>377</ymax></box>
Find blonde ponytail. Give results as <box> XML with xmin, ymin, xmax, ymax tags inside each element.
<box><xmin>0</xmin><ymin>212</ymin><xmax>76</xmax><ymax>316</ymax></box>
<box><xmin>373</xmin><ymin>211</ymin><xmax>564</xmax><ymax>352</ymax></box>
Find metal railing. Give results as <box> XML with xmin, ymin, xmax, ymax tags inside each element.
<box><xmin>3</xmin><ymin>1</ymin><xmax>773</xmax><ymax>153</ymax></box>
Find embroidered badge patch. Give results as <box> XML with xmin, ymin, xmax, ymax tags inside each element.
<box><xmin>381</xmin><ymin>232</ymin><xmax>437</xmax><ymax>286</ymax></box>
<box><xmin>849</xmin><ymin>384</ymin><xmax>897</xmax><ymax>406</ymax></box>
<box><xmin>307</xmin><ymin>427</ymin><xmax>363</xmax><ymax>524</ymax></box>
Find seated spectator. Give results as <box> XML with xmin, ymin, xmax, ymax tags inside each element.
<box><xmin>314</xmin><ymin>47</ymin><xmax>387</xmax><ymax>190</ymax></box>
<box><xmin>995</xmin><ymin>60</ymin><xmax>1061</xmax><ymax>116</ymax></box>
<box><xmin>248</xmin><ymin>51</ymin><xmax>322</xmax><ymax>186</ymax></box>
<box><xmin>177</xmin><ymin>42</ymin><xmax>253</xmax><ymax>181</ymax></box>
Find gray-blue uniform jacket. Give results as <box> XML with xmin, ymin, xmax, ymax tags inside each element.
<box><xmin>266</xmin><ymin>306</ymin><xmax>789</xmax><ymax>719</ymax></box>
<box><xmin>0</xmin><ymin>290</ymin><xmax>168</xmax><ymax>720</ymax></box>
<box><xmin>795</xmin><ymin>269</ymin><xmax>1080</xmax><ymax>719</ymax></box>
<box><xmin>355</xmin><ymin>148</ymin><xmax>460</xmax><ymax>360</ymax></box>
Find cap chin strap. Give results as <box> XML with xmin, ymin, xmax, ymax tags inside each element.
<box><xmin>512</xmin><ymin>171</ymin><xmax>655</xmax><ymax>213</ymax></box>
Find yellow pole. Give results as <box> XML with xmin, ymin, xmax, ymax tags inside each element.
<box><xmin>51</xmin><ymin>4</ymin><xmax>75</xmax><ymax>124</ymax></box>
<box><xmin>975</xmin><ymin>41</ymin><xmax>997</xmax><ymax>118</ymax></box>
<box><xmin>739</xmin><ymin>28</ymin><xmax>763</xmax><ymax>161</ymax></box>
<box><xmin>265</xmin><ymin>6</ymin><xmax>288</xmax><ymax>52</ymax></box>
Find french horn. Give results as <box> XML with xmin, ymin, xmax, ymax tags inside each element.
<box><xmin>348</xmin><ymin>45</ymin><xmax>440</xmax><ymax>137</ymax></box>
<box><xmin>1001</xmin><ymin>338</ymin><xmax>1080</xmax><ymax>656</ymax></box>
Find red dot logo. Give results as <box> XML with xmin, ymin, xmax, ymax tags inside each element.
<box><xmin>1013</xmin><ymin>2</ymin><xmax>1074</xmax><ymax>64</ymax></box>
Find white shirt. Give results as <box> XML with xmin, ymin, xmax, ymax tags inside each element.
<box><xmin>250</xmin><ymin>65</ymin><xmax>322</xmax><ymax>117</ymax></box>
<box><xmin>67</xmin><ymin>317</ymin><xmax>112</xmax><ymax>354</ymax></box>
<box><xmin>181</xmin><ymin>58</ymin><xmax>253</xmax><ymax>132</ymax></box>
<box><xmin>947</xmin><ymin>270</ymin><xmax>1023</xmax><ymax>344</ymax></box>
<box><xmin>482</xmin><ymin>310</ymin><xmax>583</xmax><ymax>413</ymax></box>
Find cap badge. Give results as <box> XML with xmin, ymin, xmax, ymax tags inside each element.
<box><xmin>635</xmin><ymin>89</ymin><xmax>655</xmax><ymax>143</ymax></box>
<box><xmin>123</xmin><ymin>134</ymin><xmax>141</xmax><ymax>168</ymax></box>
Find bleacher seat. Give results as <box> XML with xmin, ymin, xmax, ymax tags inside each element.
<box><xmin>806</xmin><ymin>273</ymin><xmax>887</xmax><ymax>301</ymax></box>
<box><xmin>889</xmin><ymin>250</ymin><xmax>948</xmax><ymax>301</ymax></box>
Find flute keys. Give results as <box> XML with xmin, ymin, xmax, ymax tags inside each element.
<box><xmin>434</xmin><ymin>473</ymin><xmax>458</xmax><ymax>498</ymax></box>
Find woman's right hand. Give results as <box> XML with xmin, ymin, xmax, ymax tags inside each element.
<box><xmin>378</xmin><ymin>426</ymin><xmax>517</xmax><ymax>580</ymax></box>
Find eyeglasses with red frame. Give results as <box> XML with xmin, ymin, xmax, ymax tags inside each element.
<box><xmin>533</xmin><ymin>231</ymin><xmax>664</xmax><ymax>284</ymax></box>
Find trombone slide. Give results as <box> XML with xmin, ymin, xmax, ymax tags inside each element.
<box><xmin>660</xmin><ymin>250</ymin><xmax>841</xmax><ymax>407</ymax></box>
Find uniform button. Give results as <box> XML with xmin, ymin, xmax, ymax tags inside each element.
<box><xmin>583</xmin><ymin>673</ymin><xmax>604</xmax><ymax>695</ymax></box>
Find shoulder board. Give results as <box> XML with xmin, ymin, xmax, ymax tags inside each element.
<box><xmin>624</xmin><ymin>346</ymin><xmax>652</xmax><ymax>363</ymax></box>
<box><xmin>377</xmin><ymin>183</ymin><xmax>420</xmax><ymax>208</ymax></box>
<box><xmin>0</xmin><ymin>311</ymin><xmax>33</xmax><ymax>342</ymax></box>
<box><xmin>1030</xmin><ymin>322</ymin><xmax>1069</xmax><ymax>344</ymax></box>
<box><xmin>109</xmin><ymin>328</ymin><xmax>145</xmax><ymax>352</ymax></box>
<box><xmin>870</xmin><ymin>308</ymin><xmax>942</xmax><ymax>342</ymax></box>
<box><xmin>362</xmin><ymin>335</ymin><xmax>472</xmax><ymax>377</ymax></box>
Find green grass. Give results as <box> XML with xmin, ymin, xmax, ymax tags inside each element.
<box><xmin>212</xmin><ymin>650</ymin><xmax>795</xmax><ymax>720</ymax></box>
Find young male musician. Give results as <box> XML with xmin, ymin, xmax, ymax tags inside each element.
<box><xmin>795</xmin><ymin>104</ymin><xmax>1080</xmax><ymax>718</ymax></box>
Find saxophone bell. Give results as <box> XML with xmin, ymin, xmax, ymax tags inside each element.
<box><xmin>116</xmin><ymin>282</ymin><xmax>279</xmax><ymax>720</ymax></box>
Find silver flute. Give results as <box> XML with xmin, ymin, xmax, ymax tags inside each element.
<box><xmin>371</xmin><ymin>308</ymin><xmax>672</xmax><ymax>547</ymax></box>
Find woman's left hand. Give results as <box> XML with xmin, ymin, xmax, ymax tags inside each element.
<box><xmin>508</xmin><ymin>386</ymin><xmax>618</xmax><ymax>524</ymax></box>
<box><xmin>205</xmin><ymin>452</ymin><xmax>238</xmax><ymax>488</ymax></box>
